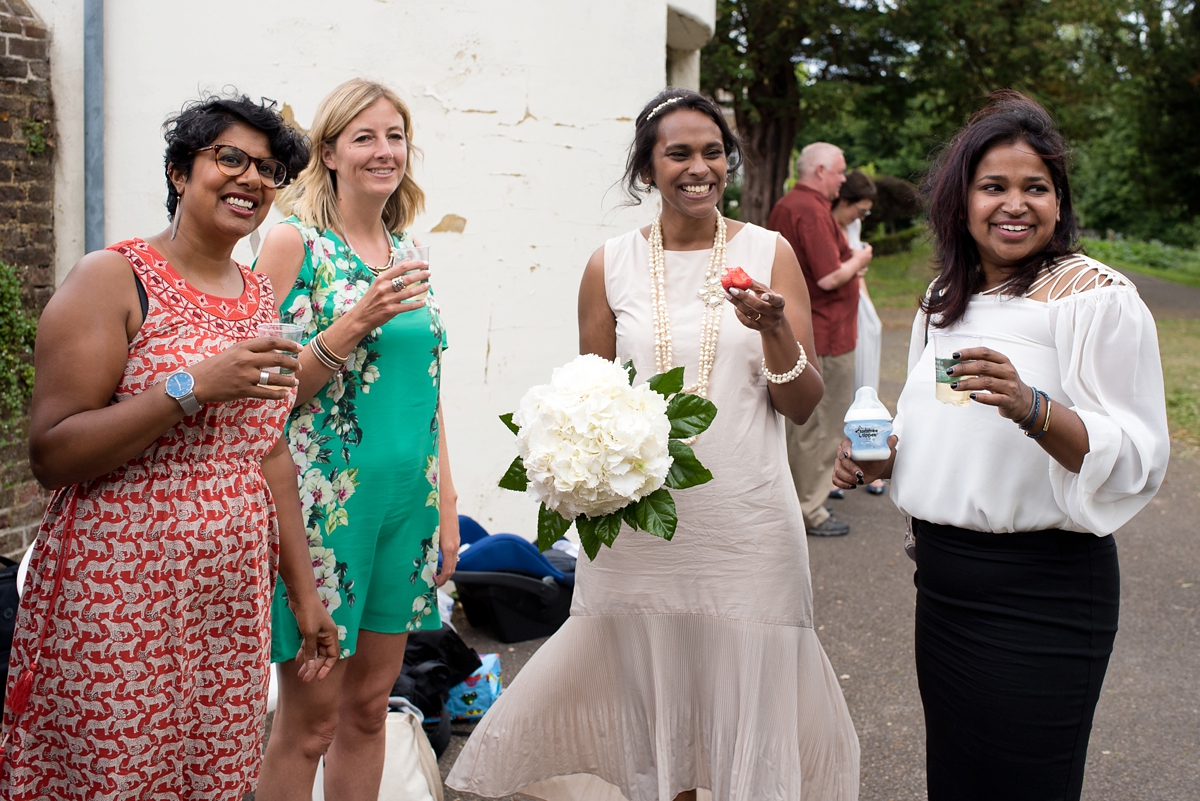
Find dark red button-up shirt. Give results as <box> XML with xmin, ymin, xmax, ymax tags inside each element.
<box><xmin>767</xmin><ymin>184</ymin><xmax>858</xmax><ymax>356</ymax></box>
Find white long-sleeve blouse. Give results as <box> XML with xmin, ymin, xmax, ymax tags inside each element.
<box><xmin>890</xmin><ymin>255</ymin><xmax>1170</xmax><ymax>536</ymax></box>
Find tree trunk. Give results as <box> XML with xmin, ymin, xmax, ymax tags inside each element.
<box><xmin>735</xmin><ymin>109</ymin><xmax>799</xmax><ymax>227</ymax></box>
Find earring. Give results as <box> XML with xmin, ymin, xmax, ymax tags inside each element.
<box><xmin>171</xmin><ymin>195</ymin><xmax>182</xmax><ymax>240</ymax></box>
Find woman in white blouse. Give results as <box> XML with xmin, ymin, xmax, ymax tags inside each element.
<box><xmin>834</xmin><ymin>92</ymin><xmax>1169</xmax><ymax>801</ymax></box>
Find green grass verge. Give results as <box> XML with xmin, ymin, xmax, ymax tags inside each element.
<box><xmin>1080</xmin><ymin>237</ymin><xmax>1200</xmax><ymax>289</ymax></box>
<box><xmin>863</xmin><ymin>236</ymin><xmax>938</xmax><ymax>309</ymax></box>
<box><xmin>1157</xmin><ymin>319</ymin><xmax>1200</xmax><ymax>448</ymax></box>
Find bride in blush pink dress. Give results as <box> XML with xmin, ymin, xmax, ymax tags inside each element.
<box><xmin>447</xmin><ymin>89</ymin><xmax>859</xmax><ymax>801</ymax></box>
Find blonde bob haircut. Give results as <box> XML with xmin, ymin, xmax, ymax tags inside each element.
<box><xmin>281</xmin><ymin>78</ymin><xmax>425</xmax><ymax>235</ymax></box>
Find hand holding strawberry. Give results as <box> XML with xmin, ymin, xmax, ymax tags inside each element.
<box><xmin>721</xmin><ymin>266</ymin><xmax>754</xmax><ymax>292</ymax></box>
<box><xmin>724</xmin><ymin>268</ymin><xmax>786</xmax><ymax>332</ymax></box>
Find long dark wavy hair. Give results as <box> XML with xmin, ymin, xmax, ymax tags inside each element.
<box><xmin>921</xmin><ymin>91</ymin><xmax>1079</xmax><ymax>328</ymax></box>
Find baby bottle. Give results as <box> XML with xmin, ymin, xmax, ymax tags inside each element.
<box><xmin>843</xmin><ymin>386</ymin><xmax>894</xmax><ymax>461</ymax></box>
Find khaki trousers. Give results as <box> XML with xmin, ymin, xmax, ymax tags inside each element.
<box><xmin>786</xmin><ymin>350</ymin><xmax>856</xmax><ymax>529</ymax></box>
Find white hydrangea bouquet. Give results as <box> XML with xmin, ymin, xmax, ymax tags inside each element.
<box><xmin>498</xmin><ymin>354</ymin><xmax>717</xmax><ymax>560</ymax></box>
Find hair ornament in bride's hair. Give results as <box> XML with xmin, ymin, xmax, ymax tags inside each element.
<box><xmin>621</xmin><ymin>89</ymin><xmax>742</xmax><ymax>206</ymax></box>
<box><xmin>645</xmin><ymin>96</ymin><xmax>685</xmax><ymax>121</ymax></box>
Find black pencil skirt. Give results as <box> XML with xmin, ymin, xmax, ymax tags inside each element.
<box><xmin>912</xmin><ymin>519</ymin><xmax>1120</xmax><ymax>801</ymax></box>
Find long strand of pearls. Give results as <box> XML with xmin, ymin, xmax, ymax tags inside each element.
<box><xmin>648</xmin><ymin>212</ymin><xmax>727</xmax><ymax>399</ymax></box>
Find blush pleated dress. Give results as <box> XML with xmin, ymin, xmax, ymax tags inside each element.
<box><xmin>447</xmin><ymin>223</ymin><xmax>859</xmax><ymax>801</ymax></box>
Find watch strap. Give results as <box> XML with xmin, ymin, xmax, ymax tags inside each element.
<box><xmin>175</xmin><ymin>391</ymin><xmax>201</xmax><ymax>416</ymax></box>
<box><xmin>165</xmin><ymin>370</ymin><xmax>201</xmax><ymax>416</ymax></box>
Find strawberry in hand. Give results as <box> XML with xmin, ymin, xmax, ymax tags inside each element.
<box><xmin>721</xmin><ymin>266</ymin><xmax>753</xmax><ymax>292</ymax></box>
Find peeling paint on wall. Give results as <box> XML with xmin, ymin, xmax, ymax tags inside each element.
<box><xmin>431</xmin><ymin>214</ymin><xmax>467</xmax><ymax>233</ymax></box>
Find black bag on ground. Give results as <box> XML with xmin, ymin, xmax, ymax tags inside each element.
<box><xmin>392</xmin><ymin>625</ymin><xmax>482</xmax><ymax>757</ymax></box>
<box><xmin>0</xmin><ymin>555</ymin><xmax>21</xmax><ymax>707</ymax></box>
<box><xmin>403</xmin><ymin>625</ymin><xmax>482</xmax><ymax>688</ymax></box>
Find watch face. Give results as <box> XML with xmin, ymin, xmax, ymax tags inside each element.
<box><xmin>166</xmin><ymin>371</ymin><xmax>194</xmax><ymax>398</ymax></box>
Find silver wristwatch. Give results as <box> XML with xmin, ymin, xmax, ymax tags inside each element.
<box><xmin>164</xmin><ymin>369</ymin><xmax>201</xmax><ymax>415</ymax></box>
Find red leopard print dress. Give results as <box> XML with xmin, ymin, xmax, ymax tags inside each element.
<box><xmin>1</xmin><ymin>239</ymin><xmax>293</xmax><ymax>800</ymax></box>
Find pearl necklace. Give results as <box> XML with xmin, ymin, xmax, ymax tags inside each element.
<box><xmin>648</xmin><ymin>212</ymin><xmax>727</xmax><ymax>399</ymax></box>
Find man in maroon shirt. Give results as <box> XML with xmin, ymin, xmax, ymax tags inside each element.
<box><xmin>768</xmin><ymin>143</ymin><xmax>873</xmax><ymax>536</ymax></box>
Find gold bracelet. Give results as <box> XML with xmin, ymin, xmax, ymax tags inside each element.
<box><xmin>316</xmin><ymin>331</ymin><xmax>349</xmax><ymax>363</ymax></box>
<box><xmin>1041</xmin><ymin>398</ymin><xmax>1052</xmax><ymax>434</ymax></box>
<box><xmin>310</xmin><ymin>346</ymin><xmax>340</xmax><ymax>371</ymax></box>
<box><xmin>310</xmin><ymin>333</ymin><xmax>346</xmax><ymax>370</ymax></box>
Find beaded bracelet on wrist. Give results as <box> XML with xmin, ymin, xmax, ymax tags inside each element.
<box><xmin>761</xmin><ymin>342</ymin><xmax>808</xmax><ymax>384</ymax></box>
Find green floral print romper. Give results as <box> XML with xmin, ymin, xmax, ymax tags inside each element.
<box><xmin>262</xmin><ymin>216</ymin><xmax>447</xmax><ymax>660</ymax></box>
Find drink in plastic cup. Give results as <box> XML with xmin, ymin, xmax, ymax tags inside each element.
<box><xmin>257</xmin><ymin>322</ymin><xmax>304</xmax><ymax>374</ymax></box>
<box><xmin>932</xmin><ymin>333</ymin><xmax>982</xmax><ymax>406</ymax></box>
<box><xmin>393</xmin><ymin>244</ymin><xmax>430</xmax><ymax>301</ymax></box>
<box><xmin>843</xmin><ymin>386</ymin><xmax>894</xmax><ymax>460</ymax></box>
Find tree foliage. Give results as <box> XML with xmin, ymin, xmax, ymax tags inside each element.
<box><xmin>701</xmin><ymin>1</ymin><xmax>900</xmax><ymax>225</ymax></box>
<box><xmin>701</xmin><ymin>0</ymin><xmax>1200</xmax><ymax>245</ymax></box>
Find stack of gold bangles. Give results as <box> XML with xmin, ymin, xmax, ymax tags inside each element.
<box><xmin>311</xmin><ymin>331</ymin><xmax>348</xmax><ymax>370</ymax></box>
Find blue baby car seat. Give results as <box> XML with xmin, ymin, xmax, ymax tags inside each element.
<box><xmin>452</xmin><ymin>516</ymin><xmax>575</xmax><ymax>643</ymax></box>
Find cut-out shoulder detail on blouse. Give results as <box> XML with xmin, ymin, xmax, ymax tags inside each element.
<box><xmin>978</xmin><ymin>254</ymin><xmax>1135</xmax><ymax>302</ymax></box>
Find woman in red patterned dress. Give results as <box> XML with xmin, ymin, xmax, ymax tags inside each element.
<box><xmin>0</xmin><ymin>94</ymin><xmax>340</xmax><ymax>800</ymax></box>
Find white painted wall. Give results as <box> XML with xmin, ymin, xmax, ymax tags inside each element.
<box><xmin>31</xmin><ymin>0</ymin><xmax>714</xmax><ymax>537</ymax></box>
<box><xmin>30</xmin><ymin>0</ymin><xmax>83</xmax><ymax>287</ymax></box>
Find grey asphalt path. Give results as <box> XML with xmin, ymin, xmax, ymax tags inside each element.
<box><xmin>439</xmin><ymin>272</ymin><xmax>1200</xmax><ymax>801</ymax></box>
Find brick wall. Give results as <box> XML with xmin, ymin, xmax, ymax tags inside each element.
<box><xmin>0</xmin><ymin>0</ymin><xmax>54</xmax><ymax>558</ymax></box>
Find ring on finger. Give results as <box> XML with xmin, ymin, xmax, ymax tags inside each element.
<box><xmin>257</xmin><ymin>369</ymin><xmax>271</xmax><ymax>387</ymax></box>
<box><xmin>391</xmin><ymin>276</ymin><xmax>406</xmax><ymax>292</ymax></box>
<box><xmin>754</xmin><ymin>312</ymin><xmax>762</xmax><ymax>322</ymax></box>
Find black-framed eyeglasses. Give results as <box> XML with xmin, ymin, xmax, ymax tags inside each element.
<box><xmin>192</xmin><ymin>145</ymin><xmax>288</xmax><ymax>188</ymax></box>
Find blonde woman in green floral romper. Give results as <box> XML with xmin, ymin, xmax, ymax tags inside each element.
<box><xmin>253</xmin><ymin>79</ymin><xmax>459</xmax><ymax>800</ymax></box>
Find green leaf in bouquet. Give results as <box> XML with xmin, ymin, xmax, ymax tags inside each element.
<box><xmin>665</xmin><ymin>439</ymin><xmax>713</xmax><ymax>489</ymax></box>
<box><xmin>537</xmin><ymin>503</ymin><xmax>572</xmax><ymax>553</ymax></box>
<box><xmin>647</xmin><ymin>366</ymin><xmax>685</xmax><ymax>398</ymax></box>
<box><xmin>622</xmin><ymin>504</ymin><xmax>640</xmax><ymax>531</ymax></box>
<box><xmin>666</xmin><ymin>393</ymin><xmax>718</xmax><ymax>439</ymax></box>
<box><xmin>498</xmin><ymin>455</ymin><xmax>528</xmax><ymax>492</ymax></box>
<box><xmin>596</xmin><ymin>512</ymin><xmax>623</xmax><ymax>547</ymax></box>
<box><xmin>499</xmin><ymin>412</ymin><xmax>519</xmax><ymax>435</ymax></box>
<box><xmin>575</xmin><ymin>515</ymin><xmax>602</xmax><ymax>560</ymax></box>
<box><xmin>635</xmin><ymin>489</ymin><xmax>678</xmax><ymax>541</ymax></box>
<box><xmin>577</xmin><ymin>511</ymin><xmax>624</xmax><ymax>551</ymax></box>
<box><xmin>623</xmin><ymin>360</ymin><xmax>636</xmax><ymax>386</ymax></box>
<box><xmin>577</xmin><ymin>513</ymin><xmax>622</xmax><ymax>557</ymax></box>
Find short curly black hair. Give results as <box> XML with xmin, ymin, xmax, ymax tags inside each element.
<box><xmin>161</xmin><ymin>91</ymin><xmax>309</xmax><ymax>220</ymax></box>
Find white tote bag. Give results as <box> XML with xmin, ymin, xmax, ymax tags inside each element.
<box><xmin>312</xmin><ymin>702</ymin><xmax>443</xmax><ymax>801</ymax></box>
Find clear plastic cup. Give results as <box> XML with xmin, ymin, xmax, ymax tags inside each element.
<box><xmin>257</xmin><ymin>322</ymin><xmax>304</xmax><ymax>374</ymax></box>
<box><xmin>393</xmin><ymin>244</ymin><xmax>430</xmax><ymax>301</ymax></box>
<box><xmin>932</xmin><ymin>333</ymin><xmax>982</xmax><ymax>406</ymax></box>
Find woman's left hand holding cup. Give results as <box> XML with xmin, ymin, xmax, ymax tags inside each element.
<box><xmin>945</xmin><ymin>346</ymin><xmax>1037</xmax><ymax>422</ymax></box>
